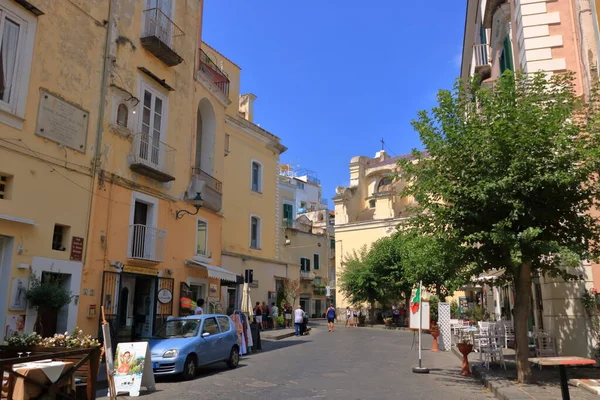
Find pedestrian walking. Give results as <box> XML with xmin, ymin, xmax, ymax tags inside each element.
<box><xmin>294</xmin><ymin>305</ymin><xmax>304</xmax><ymax>336</ymax></box>
<box><xmin>284</xmin><ymin>302</ymin><xmax>292</xmax><ymax>328</ymax></box>
<box><xmin>261</xmin><ymin>301</ymin><xmax>269</xmax><ymax>329</ymax></box>
<box><xmin>195</xmin><ymin>298</ymin><xmax>205</xmax><ymax>315</ymax></box>
<box><xmin>345</xmin><ymin>307</ymin><xmax>351</xmax><ymax>328</ymax></box>
<box><xmin>326</xmin><ymin>304</ymin><xmax>336</xmax><ymax>332</ymax></box>
<box><xmin>271</xmin><ymin>302</ymin><xmax>279</xmax><ymax>329</ymax></box>
<box><xmin>254</xmin><ymin>301</ymin><xmax>262</xmax><ymax>327</ymax></box>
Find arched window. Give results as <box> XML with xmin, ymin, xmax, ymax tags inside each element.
<box><xmin>117</xmin><ymin>103</ymin><xmax>128</xmax><ymax>128</ymax></box>
<box><xmin>377</xmin><ymin>177</ymin><xmax>393</xmax><ymax>192</ymax></box>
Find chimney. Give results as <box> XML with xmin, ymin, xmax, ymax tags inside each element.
<box><xmin>239</xmin><ymin>93</ymin><xmax>257</xmax><ymax>122</ymax></box>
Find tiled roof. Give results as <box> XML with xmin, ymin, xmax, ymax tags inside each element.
<box><xmin>368</xmin><ymin>150</ymin><xmax>429</xmax><ymax>168</ymax></box>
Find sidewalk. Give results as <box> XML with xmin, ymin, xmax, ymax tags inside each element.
<box><xmin>452</xmin><ymin>347</ymin><xmax>600</xmax><ymax>399</ymax></box>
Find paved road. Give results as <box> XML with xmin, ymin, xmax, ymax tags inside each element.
<box><xmin>99</xmin><ymin>321</ymin><xmax>493</xmax><ymax>400</ymax></box>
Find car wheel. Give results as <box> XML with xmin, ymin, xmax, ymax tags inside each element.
<box><xmin>226</xmin><ymin>346</ymin><xmax>239</xmax><ymax>369</ymax></box>
<box><xmin>181</xmin><ymin>355</ymin><xmax>197</xmax><ymax>380</ymax></box>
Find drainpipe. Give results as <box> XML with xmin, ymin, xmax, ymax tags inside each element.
<box><xmin>83</xmin><ymin>0</ymin><xmax>115</xmax><ymax>264</ymax></box>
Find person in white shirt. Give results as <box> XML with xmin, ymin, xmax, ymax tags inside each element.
<box><xmin>195</xmin><ymin>298</ymin><xmax>205</xmax><ymax>315</ymax></box>
<box><xmin>294</xmin><ymin>305</ymin><xmax>304</xmax><ymax>337</ymax></box>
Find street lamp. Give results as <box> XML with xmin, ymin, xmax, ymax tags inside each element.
<box><xmin>175</xmin><ymin>192</ymin><xmax>203</xmax><ymax>220</ymax></box>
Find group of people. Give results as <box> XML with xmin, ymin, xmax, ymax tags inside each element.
<box><xmin>253</xmin><ymin>301</ymin><xmax>296</xmax><ymax>330</ymax></box>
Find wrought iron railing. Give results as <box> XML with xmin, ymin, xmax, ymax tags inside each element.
<box><xmin>142</xmin><ymin>7</ymin><xmax>184</xmax><ymax>50</ymax></box>
<box><xmin>473</xmin><ymin>44</ymin><xmax>491</xmax><ymax>67</ymax></box>
<box><xmin>130</xmin><ymin>132</ymin><xmax>176</xmax><ymax>177</ymax></box>
<box><xmin>128</xmin><ymin>224</ymin><xmax>166</xmax><ymax>262</ymax></box>
<box><xmin>198</xmin><ymin>49</ymin><xmax>230</xmax><ymax>97</ymax></box>
<box><xmin>192</xmin><ymin>167</ymin><xmax>223</xmax><ymax>194</ymax></box>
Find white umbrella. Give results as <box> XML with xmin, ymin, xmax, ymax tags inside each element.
<box><xmin>240</xmin><ymin>283</ymin><xmax>253</xmax><ymax>315</ymax></box>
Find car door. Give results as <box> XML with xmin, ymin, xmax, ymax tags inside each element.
<box><xmin>199</xmin><ymin>317</ymin><xmax>220</xmax><ymax>364</ymax></box>
<box><xmin>216</xmin><ymin>316</ymin><xmax>233</xmax><ymax>359</ymax></box>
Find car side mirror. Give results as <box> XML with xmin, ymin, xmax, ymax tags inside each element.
<box><xmin>201</xmin><ymin>332</ymin><xmax>210</xmax><ymax>338</ymax></box>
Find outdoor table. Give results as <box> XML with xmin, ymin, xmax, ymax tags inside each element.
<box><xmin>528</xmin><ymin>356</ymin><xmax>596</xmax><ymax>400</ymax></box>
<box><xmin>11</xmin><ymin>360</ymin><xmax>75</xmax><ymax>400</ymax></box>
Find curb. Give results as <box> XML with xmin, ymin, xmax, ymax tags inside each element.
<box><xmin>260</xmin><ymin>326</ymin><xmax>312</xmax><ymax>341</ymax></box>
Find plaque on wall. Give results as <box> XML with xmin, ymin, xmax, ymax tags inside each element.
<box><xmin>70</xmin><ymin>236</ymin><xmax>84</xmax><ymax>261</ymax></box>
<box><xmin>35</xmin><ymin>89</ymin><xmax>89</xmax><ymax>152</ymax></box>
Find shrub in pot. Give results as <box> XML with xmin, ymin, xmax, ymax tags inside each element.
<box><xmin>25</xmin><ymin>273</ymin><xmax>73</xmax><ymax>337</ymax></box>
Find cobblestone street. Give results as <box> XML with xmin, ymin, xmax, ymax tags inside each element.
<box><xmin>99</xmin><ymin>320</ymin><xmax>493</xmax><ymax>400</ymax></box>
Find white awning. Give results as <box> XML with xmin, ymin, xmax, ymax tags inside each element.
<box><xmin>185</xmin><ymin>259</ymin><xmax>238</xmax><ymax>283</ymax></box>
<box><xmin>473</xmin><ymin>269</ymin><xmax>505</xmax><ymax>282</ymax></box>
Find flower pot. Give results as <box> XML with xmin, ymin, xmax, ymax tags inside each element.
<box><xmin>457</xmin><ymin>343</ymin><xmax>473</xmax><ymax>376</ymax></box>
<box><xmin>430</xmin><ymin>328</ymin><xmax>440</xmax><ymax>352</ymax></box>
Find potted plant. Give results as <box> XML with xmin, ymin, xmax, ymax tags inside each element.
<box><xmin>25</xmin><ymin>273</ymin><xmax>73</xmax><ymax>337</ymax></box>
<box><xmin>455</xmin><ymin>330</ymin><xmax>474</xmax><ymax>376</ymax></box>
<box><xmin>430</xmin><ymin>322</ymin><xmax>440</xmax><ymax>352</ymax></box>
<box><xmin>384</xmin><ymin>317</ymin><xmax>393</xmax><ymax>328</ymax></box>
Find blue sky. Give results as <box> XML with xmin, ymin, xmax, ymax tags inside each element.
<box><xmin>202</xmin><ymin>2</ymin><xmax>465</xmax><ymax>206</ymax></box>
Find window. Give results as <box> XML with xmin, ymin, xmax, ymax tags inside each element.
<box><xmin>300</xmin><ymin>201</ymin><xmax>307</xmax><ymax>209</ymax></box>
<box><xmin>297</xmin><ymin>181</ymin><xmax>305</xmax><ymax>190</ymax></box>
<box><xmin>313</xmin><ymin>254</ymin><xmax>320</xmax><ymax>270</ymax></box>
<box><xmin>283</xmin><ymin>203</ymin><xmax>293</xmax><ymax>226</ymax></box>
<box><xmin>224</xmin><ymin>133</ymin><xmax>230</xmax><ymax>155</ymax></box>
<box><xmin>139</xmin><ymin>86</ymin><xmax>166</xmax><ymax>166</ymax></box>
<box><xmin>117</xmin><ymin>103</ymin><xmax>128</xmax><ymax>127</ymax></box>
<box><xmin>314</xmin><ymin>277</ymin><xmax>322</xmax><ymax>286</ymax></box>
<box><xmin>250</xmin><ymin>215</ymin><xmax>261</xmax><ymax>249</ymax></box>
<box><xmin>202</xmin><ymin>317</ymin><xmax>220</xmax><ymax>335</ymax></box>
<box><xmin>369</xmin><ymin>199</ymin><xmax>376</xmax><ymax>208</ymax></box>
<box><xmin>0</xmin><ymin>173</ymin><xmax>11</xmax><ymax>199</ymax></box>
<box><xmin>251</xmin><ymin>161</ymin><xmax>262</xmax><ymax>192</ymax></box>
<box><xmin>196</xmin><ymin>219</ymin><xmax>208</xmax><ymax>256</ymax></box>
<box><xmin>217</xmin><ymin>316</ymin><xmax>231</xmax><ymax>332</ymax></box>
<box><xmin>0</xmin><ymin>3</ymin><xmax>35</xmax><ymax>126</ymax></box>
<box><xmin>377</xmin><ymin>177</ymin><xmax>393</xmax><ymax>192</ymax></box>
<box><xmin>300</xmin><ymin>257</ymin><xmax>311</xmax><ymax>272</ymax></box>
<box><xmin>52</xmin><ymin>224</ymin><xmax>69</xmax><ymax>251</ymax></box>
<box><xmin>330</xmin><ymin>238</ymin><xmax>335</xmax><ymax>249</ymax></box>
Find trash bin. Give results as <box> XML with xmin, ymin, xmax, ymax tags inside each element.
<box><xmin>250</xmin><ymin>321</ymin><xmax>262</xmax><ymax>351</ymax></box>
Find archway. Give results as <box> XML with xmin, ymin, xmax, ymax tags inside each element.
<box><xmin>195</xmin><ymin>98</ymin><xmax>217</xmax><ymax>174</ymax></box>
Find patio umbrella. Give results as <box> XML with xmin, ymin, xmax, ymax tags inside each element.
<box><xmin>240</xmin><ymin>283</ymin><xmax>253</xmax><ymax>315</ymax></box>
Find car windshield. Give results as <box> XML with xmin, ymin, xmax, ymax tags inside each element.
<box><xmin>154</xmin><ymin>320</ymin><xmax>201</xmax><ymax>338</ymax></box>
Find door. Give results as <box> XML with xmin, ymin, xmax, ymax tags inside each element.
<box><xmin>155</xmin><ymin>277</ymin><xmax>174</xmax><ymax>334</ymax></box>
<box><xmin>300</xmin><ymin>298</ymin><xmax>309</xmax><ymax>315</ymax></box>
<box><xmin>145</xmin><ymin>0</ymin><xmax>173</xmax><ymax>45</ymax></box>
<box><xmin>199</xmin><ymin>317</ymin><xmax>220</xmax><ymax>364</ymax></box>
<box><xmin>132</xmin><ymin>201</ymin><xmax>148</xmax><ymax>259</ymax></box>
<box><xmin>140</xmin><ymin>89</ymin><xmax>164</xmax><ymax>167</ymax></box>
<box><xmin>100</xmin><ymin>271</ymin><xmax>121</xmax><ymax>354</ymax></box>
<box><xmin>133</xmin><ymin>276</ymin><xmax>155</xmax><ymax>340</ymax></box>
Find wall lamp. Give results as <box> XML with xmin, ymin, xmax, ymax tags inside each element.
<box><xmin>176</xmin><ymin>192</ymin><xmax>203</xmax><ymax>220</ymax></box>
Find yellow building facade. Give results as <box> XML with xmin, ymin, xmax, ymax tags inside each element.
<box><xmin>206</xmin><ymin>43</ymin><xmax>292</xmax><ymax>308</ymax></box>
<box><xmin>0</xmin><ymin>0</ymin><xmax>104</xmax><ymax>341</ymax></box>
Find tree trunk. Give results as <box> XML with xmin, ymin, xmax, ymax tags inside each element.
<box><xmin>514</xmin><ymin>262</ymin><xmax>533</xmax><ymax>383</ymax></box>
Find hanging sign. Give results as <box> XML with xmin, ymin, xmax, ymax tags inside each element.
<box><xmin>113</xmin><ymin>342</ymin><xmax>156</xmax><ymax>397</ymax></box>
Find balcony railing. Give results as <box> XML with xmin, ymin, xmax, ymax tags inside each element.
<box><xmin>141</xmin><ymin>8</ymin><xmax>184</xmax><ymax>66</ymax></box>
<box><xmin>128</xmin><ymin>224</ymin><xmax>166</xmax><ymax>262</ymax></box>
<box><xmin>192</xmin><ymin>167</ymin><xmax>222</xmax><ymax>212</ymax></box>
<box><xmin>129</xmin><ymin>132</ymin><xmax>176</xmax><ymax>182</ymax></box>
<box><xmin>313</xmin><ymin>287</ymin><xmax>326</xmax><ymax>296</ymax></box>
<box><xmin>473</xmin><ymin>44</ymin><xmax>492</xmax><ymax>80</ymax></box>
<box><xmin>283</xmin><ymin>218</ymin><xmax>296</xmax><ymax>229</ymax></box>
<box><xmin>300</xmin><ymin>271</ymin><xmax>315</xmax><ymax>280</ymax></box>
<box><xmin>198</xmin><ymin>49</ymin><xmax>230</xmax><ymax>98</ymax></box>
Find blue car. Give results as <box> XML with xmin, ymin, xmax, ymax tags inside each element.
<box><xmin>149</xmin><ymin>314</ymin><xmax>240</xmax><ymax>380</ymax></box>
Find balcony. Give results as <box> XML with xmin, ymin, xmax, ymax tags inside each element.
<box><xmin>473</xmin><ymin>44</ymin><xmax>491</xmax><ymax>80</ymax></box>
<box><xmin>283</xmin><ymin>218</ymin><xmax>296</xmax><ymax>229</ymax></box>
<box><xmin>141</xmin><ymin>8</ymin><xmax>184</xmax><ymax>67</ymax></box>
<box><xmin>197</xmin><ymin>49</ymin><xmax>230</xmax><ymax>98</ymax></box>
<box><xmin>129</xmin><ymin>132</ymin><xmax>176</xmax><ymax>182</ymax></box>
<box><xmin>192</xmin><ymin>168</ymin><xmax>222</xmax><ymax>212</ymax></box>
<box><xmin>128</xmin><ymin>224</ymin><xmax>166</xmax><ymax>262</ymax></box>
<box><xmin>300</xmin><ymin>271</ymin><xmax>315</xmax><ymax>280</ymax></box>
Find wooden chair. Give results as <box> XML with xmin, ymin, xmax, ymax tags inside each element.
<box><xmin>1</xmin><ymin>371</ymin><xmax>14</xmax><ymax>400</ymax></box>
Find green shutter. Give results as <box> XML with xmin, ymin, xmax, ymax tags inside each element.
<box><xmin>500</xmin><ymin>34</ymin><xmax>514</xmax><ymax>73</ymax></box>
<box><xmin>479</xmin><ymin>24</ymin><xmax>487</xmax><ymax>45</ymax></box>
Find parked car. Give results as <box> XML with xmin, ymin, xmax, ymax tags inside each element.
<box><xmin>149</xmin><ymin>314</ymin><xmax>240</xmax><ymax>380</ymax></box>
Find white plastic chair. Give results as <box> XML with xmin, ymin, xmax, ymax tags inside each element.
<box><xmin>535</xmin><ymin>331</ymin><xmax>557</xmax><ymax>368</ymax></box>
<box><xmin>482</xmin><ymin>333</ymin><xmax>507</xmax><ymax>370</ymax></box>
<box><xmin>503</xmin><ymin>321</ymin><xmax>515</xmax><ymax>348</ymax></box>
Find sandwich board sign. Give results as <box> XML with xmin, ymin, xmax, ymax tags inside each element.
<box><xmin>113</xmin><ymin>342</ymin><xmax>156</xmax><ymax>397</ymax></box>
<box><xmin>409</xmin><ymin>301</ymin><xmax>430</xmax><ymax>331</ymax></box>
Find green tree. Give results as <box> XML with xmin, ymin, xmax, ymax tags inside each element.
<box><xmin>338</xmin><ymin>246</ymin><xmax>382</xmax><ymax>323</ymax></box>
<box><xmin>400</xmin><ymin>71</ymin><xmax>600</xmax><ymax>383</ymax></box>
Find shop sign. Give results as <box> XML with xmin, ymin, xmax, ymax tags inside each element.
<box><xmin>123</xmin><ymin>265</ymin><xmax>159</xmax><ymax>276</ymax></box>
<box><xmin>157</xmin><ymin>288</ymin><xmax>173</xmax><ymax>304</ymax></box>
<box><xmin>70</xmin><ymin>236</ymin><xmax>84</xmax><ymax>261</ymax></box>
<box><xmin>249</xmin><ymin>280</ymin><xmax>259</xmax><ymax>289</ymax></box>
